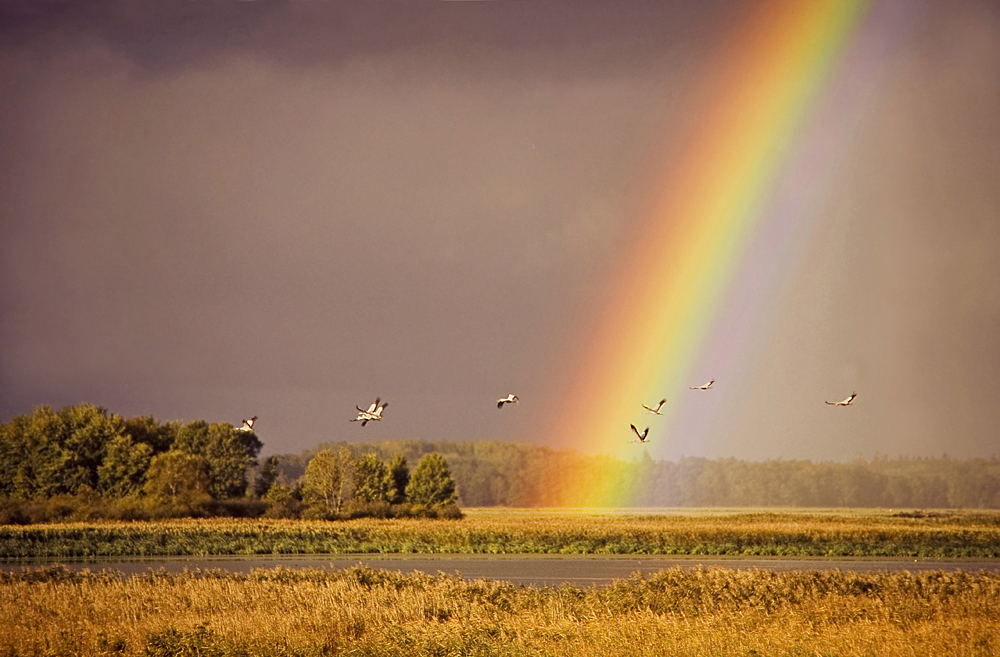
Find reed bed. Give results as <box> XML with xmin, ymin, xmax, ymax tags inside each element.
<box><xmin>2</xmin><ymin>509</ymin><xmax>1000</xmax><ymax>559</ymax></box>
<box><xmin>1</xmin><ymin>565</ymin><xmax>998</xmax><ymax>656</ymax></box>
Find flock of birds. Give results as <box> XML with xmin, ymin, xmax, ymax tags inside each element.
<box><xmin>237</xmin><ymin>383</ymin><xmax>856</xmax><ymax>444</ymax></box>
<box><xmin>628</xmin><ymin>382</ymin><xmax>857</xmax><ymax>445</ymax></box>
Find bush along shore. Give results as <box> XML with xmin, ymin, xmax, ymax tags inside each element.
<box><xmin>2</xmin><ymin>511</ymin><xmax>1000</xmax><ymax>559</ymax></box>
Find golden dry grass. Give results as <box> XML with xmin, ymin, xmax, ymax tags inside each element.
<box><xmin>1</xmin><ymin>565</ymin><xmax>998</xmax><ymax>656</ymax></box>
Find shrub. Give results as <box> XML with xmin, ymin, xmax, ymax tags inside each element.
<box><xmin>405</xmin><ymin>453</ymin><xmax>458</xmax><ymax>507</ymax></box>
<box><xmin>263</xmin><ymin>484</ymin><xmax>303</xmax><ymax>519</ymax></box>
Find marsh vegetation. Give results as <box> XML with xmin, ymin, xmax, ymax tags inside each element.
<box><xmin>2</xmin><ymin>565</ymin><xmax>998</xmax><ymax>656</ymax></box>
<box><xmin>2</xmin><ymin>509</ymin><xmax>999</xmax><ymax>560</ymax></box>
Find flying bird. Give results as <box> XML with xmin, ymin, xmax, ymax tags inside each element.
<box><xmin>630</xmin><ymin>424</ymin><xmax>650</xmax><ymax>443</ymax></box>
<box><xmin>642</xmin><ymin>399</ymin><xmax>667</xmax><ymax>415</ymax></box>
<box><xmin>825</xmin><ymin>392</ymin><xmax>857</xmax><ymax>406</ymax></box>
<box><xmin>238</xmin><ymin>416</ymin><xmax>257</xmax><ymax>432</ymax></box>
<box><xmin>352</xmin><ymin>398</ymin><xmax>388</xmax><ymax>426</ymax></box>
<box><xmin>497</xmin><ymin>394</ymin><xmax>519</xmax><ymax>409</ymax></box>
<box><xmin>690</xmin><ymin>380</ymin><xmax>715</xmax><ymax>390</ymax></box>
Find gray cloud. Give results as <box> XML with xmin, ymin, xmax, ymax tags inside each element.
<box><xmin>2</xmin><ymin>0</ymin><xmax>999</xmax><ymax>460</ymax></box>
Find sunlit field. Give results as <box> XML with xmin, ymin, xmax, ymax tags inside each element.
<box><xmin>3</xmin><ymin>508</ymin><xmax>1000</xmax><ymax>559</ymax></box>
<box><xmin>2</xmin><ymin>565</ymin><xmax>998</xmax><ymax>656</ymax></box>
<box><xmin>3</xmin><ymin>509</ymin><xmax>1000</xmax><ymax>655</ymax></box>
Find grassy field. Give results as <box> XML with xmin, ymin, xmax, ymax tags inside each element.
<box><xmin>2</xmin><ymin>508</ymin><xmax>1000</xmax><ymax>559</ymax></box>
<box><xmin>1</xmin><ymin>564</ymin><xmax>998</xmax><ymax>656</ymax></box>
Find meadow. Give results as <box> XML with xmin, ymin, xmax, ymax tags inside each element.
<box><xmin>1</xmin><ymin>564</ymin><xmax>998</xmax><ymax>656</ymax></box>
<box><xmin>2</xmin><ymin>508</ymin><xmax>1000</xmax><ymax>559</ymax></box>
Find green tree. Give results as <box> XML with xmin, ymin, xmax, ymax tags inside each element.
<box><xmin>97</xmin><ymin>434</ymin><xmax>153</xmax><ymax>497</ymax></box>
<box><xmin>0</xmin><ymin>404</ymin><xmax>126</xmax><ymax>498</ymax></box>
<box><xmin>172</xmin><ymin>421</ymin><xmax>262</xmax><ymax>499</ymax></box>
<box><xmin>353</xmin><ymin>453</ymin><xmax>392</xmax><ymax>503</ymax></box>
<box><xmin>0</xmin><ymin>414</ymin><xmax>31</xmax><ymax>497</ymax></box>
<box><xmin>253</xmin><ymin>455</ymin><xmax>281</xmax><ymax>498</ymax></box>
<box><xmin>302</xmin><ymin>448</ymin><xmax>356</xmax><ymax>516</ymax></box>
<box><xmin>263</xmin><ymin>483</ymin><xmax>303</xmax><ymax>519</ymax></box>
<box><xmin>405</xmin><ymin>453</ymin><xmax>458</xmax><ymax>507</ymax></box>
<box><xmin>143</xmin><ymin>451</ymin><xmax>211</xmax><ymax>511</ymax></box>
<box><xmin>303</xmin><ymin>449</ymin><xmax>340</xmax><ymax>516</ymax></box>
<box><xmin>388</xmin><ymin>454</ymin><xmax>410</xmax><ymax>504</ymax></box>
<box><xmin>123</xmin><ymin>415</ymin><xmax>178</xmax><ymax>454</ymax></box>
<box><xmin>57</xmin><ymin>404</ymin><xmax>125</xmax><ymax>493</ymax></box>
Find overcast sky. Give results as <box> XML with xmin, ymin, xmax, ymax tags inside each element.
<box><xmin>1</xmin><ymin>0</ymin><xmax>999</xmax><ymax>461</ymax></box>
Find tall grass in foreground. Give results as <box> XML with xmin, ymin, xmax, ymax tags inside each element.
<box><xmin>1</xmin><ymin>566</ymin><xmax>998</xmax><ymax>656</ymax></box>
<box><xmin>3</xmin><ymin>510</ymin><xmax>1000</xmax><ymax>558</ymax></box>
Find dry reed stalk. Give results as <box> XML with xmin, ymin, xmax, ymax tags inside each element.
<box><xmin>2</xmin><ymin>566</ymin><xmax>999</xmax><ymax>656</ymax></box>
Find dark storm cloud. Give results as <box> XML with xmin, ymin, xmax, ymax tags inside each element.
<box><xmin>2</xmin><ymin>0</ymin><xmax>999</xmax><ymax>460</ymax></box>
<box><xmin>1</xmin><ymin>1</ymin><xmax>743</xmax><ymax>453</ymax></box>
<box><xmin>0</xmin><ymin>0</ymin><xmax>736</xmax><ymax>72</ymax></box>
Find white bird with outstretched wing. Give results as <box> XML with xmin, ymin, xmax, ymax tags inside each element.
<box><xmin>642</xmin><ymin>399</ymin><xmax>667</xmax><ymax>415</ymax></box>
<box><xmin>497</xmin><ymin>394</ymin><xmax>519</xmax><ymax>409</ymax></box>
<box><xmin>630</xmin><ymin>424</ymin><xmax>650</xmax><ymax>443</ymax></box>
<box><xmin>826</xmin><ymin>392</ymin><xmax>857</xmax><ymax>406</ymax></box>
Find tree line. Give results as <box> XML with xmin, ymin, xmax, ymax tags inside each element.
<box><xmin>0</xmin><ymin>405</ymin><xmax>459</xmax><ymax>523</ymax></box>
<box><xmin>277</xmin><ymin>439</ymin><xmax>1000</xmax><ymax>509</ymax></box>
<box><xmin>4</xmin><ymin>404</ymin><xmax>998</xmax><ymax>522</ymax></box>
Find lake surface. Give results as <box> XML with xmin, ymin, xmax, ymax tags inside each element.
<box><xmin>4</xmin><ymin>554</ymin><xmax>999</xmax><ymax>587</ymax></box>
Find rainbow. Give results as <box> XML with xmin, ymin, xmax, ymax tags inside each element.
<box><xmin>538</xmin><ymin>0</ymin><xmax>891</xmax><ymax>505</ymax></box>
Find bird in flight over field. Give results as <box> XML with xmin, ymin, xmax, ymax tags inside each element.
<box><xmin>825</xmin><ymin>392</ymin><xmax>857</xmax><ymax>406</ymax></box>
<box><xmin>352</xmin><ymin>398</ymin><xmax>388</xmax><ymax>426</ymax></box>
<box><xmin>497</xmin><ymin>394</ymin><xmax>519</xmax><ymax>409</ymax></box>
<box><xmin>642</xmin><ymin>399</ymin><xmax>667</xmax><ymax>415</ymax></box>
<box><xmin>690</xmin><ymin>380</ymin><xmax>715</xmax><ymax>390</ymax></box>
<box><xmin>238</xmin><ymin>416</ymin><xmax>257</xmax><ymax>432</ymax></box>
<box><xmin>630</xmin><ymin>424</ymin><xmax>650</xmax><ymax>443</ymax></box>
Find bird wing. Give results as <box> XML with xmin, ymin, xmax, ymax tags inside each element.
<box><xmin>497</xmin><ymin>401</ymin><xmax>505</xmax><ymax>409</ymax></box>
<box><xmin>366</xmin><ymin>398</ymin><xmax>380</xmax><ymax>413</ymax></box>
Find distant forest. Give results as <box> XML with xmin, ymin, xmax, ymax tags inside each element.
<box><xmin>2</xmin><ymin>404</ymin><xmax>999</xmax><ymax>517</ymax></box>
<box><xmin>278</xmin><ymin>440</ymin><xmax>1000</xmax><ymax>509</ymax></box>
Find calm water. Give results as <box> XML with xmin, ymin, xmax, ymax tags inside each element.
<box><xmin>4</xmin><ymin>554</ymin><xmax>999</xmax><ymax>587</ymax></box>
